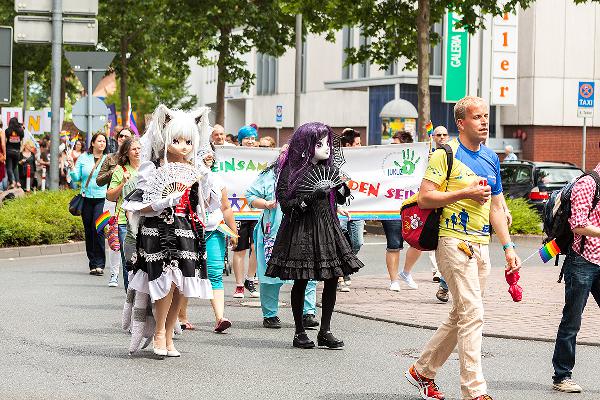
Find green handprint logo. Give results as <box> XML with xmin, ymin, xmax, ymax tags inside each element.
<box><xmin>393</xmin><ymin>149</ymin><xmax>421</xmax><ymax>175</ymax></box>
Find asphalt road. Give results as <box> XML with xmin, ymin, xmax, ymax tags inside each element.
<box><xmin>1</xmin><ymin>235</ymin><xmax>600</xmax><ymax>400</ymax></box>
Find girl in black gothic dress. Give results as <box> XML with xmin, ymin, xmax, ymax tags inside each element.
<box><xmin>265</xmin><ymin>122</ymin><xmax>364</xmax><ymax>349</ymax></box>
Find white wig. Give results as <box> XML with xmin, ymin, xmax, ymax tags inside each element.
<box><xmin>140</xmin><ymin>104</ymin><xmax>211</xmax><ymax>165</ymax></box>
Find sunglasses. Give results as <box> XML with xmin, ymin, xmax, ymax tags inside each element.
<box><xmin>435</xmin><ymin>133</ymin><xmax>448</xmax><ymax>137</ymax></box>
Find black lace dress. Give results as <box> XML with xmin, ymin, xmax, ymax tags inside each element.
<box><xmin>265</xmin><ymin>164</ymin><xmax>364</xmax><ymax>280</ymax></box>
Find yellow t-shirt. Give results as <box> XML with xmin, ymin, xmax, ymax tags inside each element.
<box><xmin>423</xmin><ymin>139</ymin><xmax>502</xmax><ymax>244</ymax></box>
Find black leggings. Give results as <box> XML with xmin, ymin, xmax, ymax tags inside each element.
<box><xmin>291</xmin><ymin>278</ymin><xmax>338</xmax><ymax>334</ymax></box>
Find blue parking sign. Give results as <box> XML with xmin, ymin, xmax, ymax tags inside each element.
<box><xmin>578</xmin><ymin>82</ymin><xmax>595</xmax><ymax>108</ymax></box>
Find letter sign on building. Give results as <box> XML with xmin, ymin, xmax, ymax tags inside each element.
<box><xmin>442</xmin><ymin>12</ymin><xmax>469</xmax><ymax>103</ymax></box>
<box><xmin>491</xmin><ymin>9</ymin><xmax>518</xmax><ymax>105</ymax></box>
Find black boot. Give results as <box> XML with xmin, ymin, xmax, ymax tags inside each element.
<box><xmin>293</xmin><ymin>332</ymin><xmax>315</xmax><ymax>349</ymax></box>
<box><xmin>317</xmin><ymin>330</ymin><xmax>344</xmax><ymax>349</ymax></box>
<box><xmin>302</xmin><ymin>314</ymin><xmax>319</xmax><ymax>330</ymax></box>
<box><xmin>263</xmin><ymin>316</ymin><xmax>281</xmax><ymax>329</ymax></box>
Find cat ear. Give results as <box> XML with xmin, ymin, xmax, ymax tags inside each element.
<box><xmin>190</xmin><ymin>107</ymin><xmax>205</xmax><ymax>126</ymax></box>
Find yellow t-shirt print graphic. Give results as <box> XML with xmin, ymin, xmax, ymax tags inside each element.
<box><xmin>423</xmin><ymin>139</ymin><xmax>502</xmax><ymax>245</ymax></box>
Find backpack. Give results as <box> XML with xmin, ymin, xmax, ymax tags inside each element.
<box><xmin>543</xmin><ymin>171</ymin><xmax>600</xmax><ymax>272</ymax></box>
<box><xmin>400</xmin><ymin>144</ymin><xmax>453</xmax><ymax>251</ymax></box>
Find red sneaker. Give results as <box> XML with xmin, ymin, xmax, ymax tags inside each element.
<box><xmin>471</xmin><ymin>396</ymin><xmax>493</xmax><ymax>400</ymax></box>
<box><xmin>232</xmin><ymin>286</ymin><xmax>245</xmax><ymax>298</ymax></box>
<box><xmin>404</xmin><ymin>365</ymin><xmax>445</xmax><ymax>400</ymax></box>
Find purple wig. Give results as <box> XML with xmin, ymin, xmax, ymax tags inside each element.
<box><xmin>279</xmin><ymin>122</ymin><xmax>335</xmax><ymax>200</ymax></box>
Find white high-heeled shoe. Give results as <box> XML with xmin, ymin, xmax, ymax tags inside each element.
<box><xmin>153</xmin><ymin>347</ymin><xmax>167</xmax><ymax>356</ymax></box>
<box><xmin>166</xmin><ymin>348</ymin><xmax>180</xmax><ymax>357</ymax></box>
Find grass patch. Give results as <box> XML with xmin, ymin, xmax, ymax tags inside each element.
<box><xmin>0</xmin><ymin>190</ymin><xmax>84</xmax><ymax>247</ymax></box>
<box><xmin>506</xmin><ymin>197</ymin><xmax>542</xmax><ymax>235</ymax></box>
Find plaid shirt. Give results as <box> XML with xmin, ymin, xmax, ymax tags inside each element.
<box><xmin>569</xmin><ymin>164</ymin><xmax>600</xmax><ymax>265</ymax></box>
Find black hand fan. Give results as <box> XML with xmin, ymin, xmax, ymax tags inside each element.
<box><xmin>296</xmin><ymin>165</ymin><xmax>345</xmax><ymax>195</ymax></box>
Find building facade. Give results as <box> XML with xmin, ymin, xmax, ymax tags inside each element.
<box><xmin>188</xmin><ymin>0</ymin><xmax>600</xmax><ymax>169</ymax></box>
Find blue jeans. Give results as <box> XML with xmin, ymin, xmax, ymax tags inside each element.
<box><xmin>118</xmin><ymin>224</ymin><xmax>128</xmax><ymax>290</ymax></box>
<box><xmin>552</xmin><ymin>251</ymin><xmax>600</xmax><ymax>383</ymax></box>
<box><xmin>381</xmin><ymin>220</ymin><xmax>404</xmax><ymax>251</ymax></box>
<box><xmin>340</xmin><ymin>219</ymin><xmax>365</xmax><ymax>255</ymax></box>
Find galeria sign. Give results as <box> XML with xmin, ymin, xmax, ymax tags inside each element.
<box><xmin>442</xmin><ymin>12</ymin><xmax>469</xmax><ymax>103</ymax></box>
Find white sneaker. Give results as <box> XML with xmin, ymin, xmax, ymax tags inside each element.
<box><xmin>108</xmin><ymin>274</ymin><xmax>118</xmax><ymax>287</ymax></box>
<box><xmin>399</xmin><ymin>272</ymin><xmax>418</xmax><ymax>289</ymax></box>
<box><xmin>553</xmin><ymin>378</ymin><xmax>582</xmax><ymax>393</ymax></box>
<box><xmin>389</xmin><ymin>280</ymin><xmax>401</xmax><ymax>291</ymax></box>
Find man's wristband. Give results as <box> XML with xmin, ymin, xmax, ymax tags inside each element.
<box><xmin>503</xmin><ymin>242</ymin><xmax>516</xmax><ymax>251</ymax></box>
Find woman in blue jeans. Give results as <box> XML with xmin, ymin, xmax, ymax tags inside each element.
<box><xmin>177</xmin><ymin>148</ymin><xmax>237</xmax><ymax>333</ymax></box>
<box><xmin>246</xmin><ymin>152</ymin><xmax>319</xmax><ymax>330</ymax></box>
<box><xmin>106</xmin><ymin>137</ymin><xmax>141</xmax><ymax>289</ymax></box>
<box><xmin>67</xmin><ymin>133</ymin><xmax>108</xmax><ymax>275</ymax></box>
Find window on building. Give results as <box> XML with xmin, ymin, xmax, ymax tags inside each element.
<box><xmin>342</xmin><ymin>26</ymin><xmax>354</xmax><ymax>80</ymax></box>
<box><xmin>358</xmin><ymin>32</ymin><xmax>370</xmax><ymax>79</ymax></box>
<box><xmin>256</xmin><ymin>53</ymin><xmax>278</xmax><ymax>96</ymax></box>
<box><xmin>430</xmin><ymin>22</ymin><xmax>443</xmax><ymax>76</ymax></box>
<box><xmin>385</xmin><ymin>61</ymin><xmax>397</xmax><ymax>76</ymax></box>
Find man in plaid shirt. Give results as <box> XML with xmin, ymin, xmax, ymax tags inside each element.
<box><xmin>552</xmin><ymin>164</ymin><xmax>600</xmax><ymax>394</ymax></box>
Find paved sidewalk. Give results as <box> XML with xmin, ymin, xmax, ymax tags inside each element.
<box><xmin>334</xmin><ymin>265</ymin><xmax>600</xmax><ymax>345</ymax></box>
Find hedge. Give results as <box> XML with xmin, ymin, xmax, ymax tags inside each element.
<box><xmin>506</xmin><ymin>197</ymin><xmax>543</xmax><ymax>235</ymax></box>
<box><xmin>0</xmin><ymin>190</ymin><xmax>84</xmax><ymax>247</ymax></box>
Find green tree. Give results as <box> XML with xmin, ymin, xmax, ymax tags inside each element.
<box><xmin>170</xmin><ymin>0</ymin><xmax>296</xmax><ymax>125</ymax></box>
<box><xmin>302</xmin><ymin>0</ymin><xmax>536</xmax><ymax>140</ymax></box>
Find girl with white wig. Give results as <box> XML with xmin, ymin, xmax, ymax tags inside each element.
<box><xmin>122</xmin><ymin>104</ymin><xmax>220</xmax><ymax>357</ymax></box>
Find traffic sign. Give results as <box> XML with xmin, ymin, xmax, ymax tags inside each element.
<box><xmin>0</xmin><ymin>26</ymin><xmax>12</xmax><ymax>104</ymax></box>
<box><xmin>578</xmin><ymin>81</ymin><xmax>594</xmax><ymax>108</ymax></box>
<box><xmin>72</xmin><ymin>96</ymin><xmax>109</xmax><ymax>133</ymax></box>
<box><xmin>65</xmin><ymin>51</ymin><xmax>115</xmax><ymax>92</ymax></box>
<box><xmin>578</xmin><ymin>108</ymin><xmax>593</xmax><ymax>118</ymax></box>
<box><xmin>15</xmin><ymin>0</ymin><xmax>98</xmax><ymax>15</ymax></box>
<box><xmin>14</xmin><ymin>15</ymin><xmax>98</xmax><ymax>45</ymax></box>
<box><xmin>275</xmin><ymin>105</ymin><xmax>283</xmax><ymax>123</ymax></box>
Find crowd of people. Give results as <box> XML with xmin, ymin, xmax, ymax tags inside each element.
<box><xmin>4</xmin><ymin>95</ymin><xmax>597</xmax><ymax>400</ymax></box>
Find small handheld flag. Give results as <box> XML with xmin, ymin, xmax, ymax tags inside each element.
<box><xmin>539</xmin><ymin>239</ymin><xmax>561</xmax><ymax>263</ymax></box>
<box><xmin>425</xmin><ymin>121</ymin><xmax>434</xmax><ymax>136</ymax></box>
<box><xmin>216</xmin><ymin>220</ymin><xmax>239</xmax><ymax>238</ymax></box>
<box><xmin>95</xmin><ymin>211</ymin><xmax>111</xmax><ymax>233</ymax></box>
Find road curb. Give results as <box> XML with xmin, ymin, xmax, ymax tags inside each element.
<box><xmin>333</xmin><ymin>309</ymin><xmax>600</xmax><ymax>347</ymax></box>
<box><xmin>0</xmin><ymin>241</ymin><xmax>85</xmax><ymax>259</ymax></box>
<box><xmin>365</xmin><ymin>223</ymin><xmax>544</xmax><ymax>245</ymax></box>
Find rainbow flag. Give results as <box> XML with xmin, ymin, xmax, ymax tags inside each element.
<box><xmin>127</xmin><ymin>96</ymin><xmax>139</xmax><ymax>136</ymax></box>
<box><xmin>425</xmin><ymin>121</ymin><xmax>434</xmax><ymax>136</ymax></box>
<box><xmin>216</xmin><ymin>220</ymin><xmax>239</xmax><ymax>238</ymax></box>
<box><xmin>95</xmin><ymin>211</ymin><xmax>111</xmax><ymax>233</ymax></box>
<box><xmin>539</xmin><ymin>239</ymin><xmax>560</xmax><ymax>263</ymax></box>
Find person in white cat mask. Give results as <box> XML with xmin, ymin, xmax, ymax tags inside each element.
<box><xmin>122</xmin><ymin>104</ymin><xmax>219</xmax><ymax>357</ymax></box>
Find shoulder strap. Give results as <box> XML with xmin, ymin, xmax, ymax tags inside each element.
<box><xmin>439</xmin><ymin>143</ymin><xmax>454</xmax><ymax>184</ymax></box>
<box><xmin>85</xmin><ymin>155</ymin><xmax>104</xmax><ymax>189</ymax></box>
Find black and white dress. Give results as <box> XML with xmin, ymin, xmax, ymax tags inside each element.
<box><xmin>265</xmin><ymin>164</ymin><xmax>364</xmax><ymax>281</ymax></box>
<box><xmin>123</xmin><ymin>160</ymin><xmax>214</xmax><ymax>302</ymax></box>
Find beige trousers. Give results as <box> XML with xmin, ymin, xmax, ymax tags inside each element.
<box><xmin>414</xmin><ymin>236</ymin><xmax>491</xmax><ymax>399</ymax></box>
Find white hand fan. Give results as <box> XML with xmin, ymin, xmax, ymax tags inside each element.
<box><xmin>296</xmin><ymin>165</ymin><xmax>346</xmax><ymax>195</ymax></box>
<box><xmin>142</xmin><ymin>163</ymin><xmax>202</xmax><ymax>203</ymax></box>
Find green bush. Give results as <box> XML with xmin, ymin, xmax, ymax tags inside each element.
<box><xmin>0</xmin><ymin>190</ymin><xmax>84</xmax><ymax>247</ymax></box>
<box><xmin>506</xmin><ymin>197</ymin><xmax>542</xmax><ymax>235</ymax></box>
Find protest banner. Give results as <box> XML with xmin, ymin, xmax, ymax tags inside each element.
<box><xmin>215</xmin><ymin>143</ymin><xmax>429</xmax><ymax>221</ymax></box>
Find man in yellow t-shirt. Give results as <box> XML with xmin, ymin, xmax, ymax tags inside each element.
<box><xmin>404</xmin><ymin>96</ymin><xmax>521</xmax><ymax>400</ymax></box>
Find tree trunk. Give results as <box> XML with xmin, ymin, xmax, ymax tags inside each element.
<box><xmin>416</xmin><ymin>0</ymin><xmax>431</xmax><ymax>142</ymax></box>
<box><xmin>120</xmin><ymin>36</ymin><xmax>129</xmax><ymax>127</ymax></box>
<box><xmin>215</xmin><ymin>27</ymin><xmax>231</xmax><ymax>127</ymax></box>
